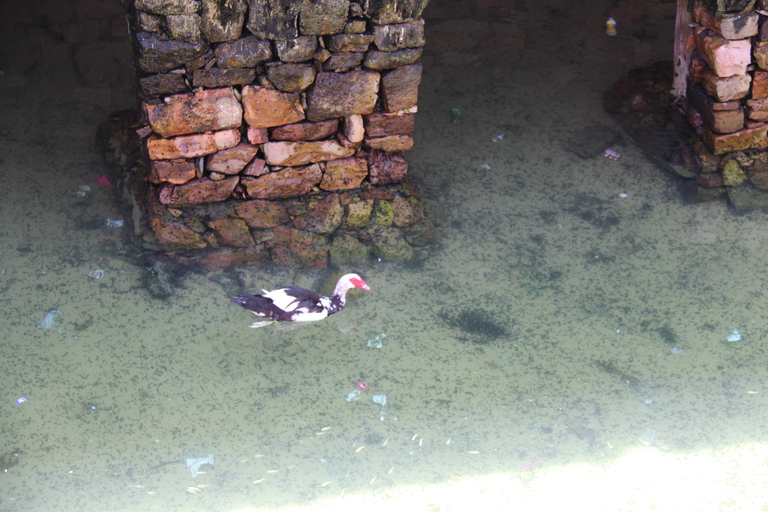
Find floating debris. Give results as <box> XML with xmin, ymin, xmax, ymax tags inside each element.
<box><xmin>88</xmin><ymin>269</ymin><xmax>105</xmax><ymax>280</ymax></box>
<box><xmin>37</xmin><ymin>309</ymin><xmax>62</xmax><ymax>332</ymax></box>
<box><xmin>638</xmin><ymin>429</ymin><xmax>657</xmax><ymax>446</ymax></box>
<box><xmin>70</xmin><ymin>185</ymin><xmax>90</xmax><ymax>197</ymax></box>
<box><xmin>346</xmin><ymin>389</ymin><xmax>362</xmax><ymax>402</ymax></box>
<box><xmin>723</xmin><ymin>329</ymin><xmax>742</xmax><ymax>342</ymax></box>
<box><xmin>373</xmin><ymin>394</ymin><xmax>387</xmax><ymax>421</ymax></box>
<box><xmin>366</xmin><ymin>333</ymin><xmax>386</xmax><ymax>348</ymax></box>
<box><xmin>450</xmin><ymin>107</ymin><xmax>462</xmax><ymax>124</ymax></box>
<box><xmin>14</xmin><ymin>397</ymin><xmax>27</xmax><ymax>404</ymax></box>
<box><xmin>105</xmin><ymin>218</ymin><xmax>124</xmax><ymax>228</ymax></box>
<box><xmin>602</xmin><ymin>148</ymin><xmax>621</xmax><ymax>160</ymax></box>
<box><xmin>186</xmin><ymin>454</ymin><xmax>214</xmax><ymax>478</ymax></box>
<box><xmin>491</xmin><ymin>133</ymin><xmax>504</xmax><ymax>142</ymax></box>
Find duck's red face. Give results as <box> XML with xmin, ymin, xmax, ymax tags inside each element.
<box><xmin>350</xmin><ymin>277</ymin><xmax>370</xmax><ymax>290</ymax></box>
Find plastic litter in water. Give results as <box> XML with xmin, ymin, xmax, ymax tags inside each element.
<box><xmin>450</xmin><ymin>107</ymin><xmax>462</xmax><ymax>123</ymax></box>
<box><xmin>15</xmin><ymin>397</ymin><xmax>28</xmax><ymax>404</ymax></box>
<box><xmin>70</xmin><ymin>185</ymin><xmax>90</xmax><ymax>197</ymax></box>
<box><xmin>105</xmin><ymin>218</ymin><xmax>124</xmax><ymax>228</ymax></box>
<box><xmin>373</xmin><ymin>394</ymin><xmax>387</xmax><ymax>421</ymax></box>
<box><xmin>96</xmin><ymin>175</ymin><xmax>112</xmax><ymax>186</ymax></box>
<box><xmin>723</xmin><ymin>329</ymin><xmax>742</xmax><ymax>342</ymax></box>
<box><xmin>346</xmin><ymin>389</ymin><xmax>362</xmax><ymax>402</ymax></box>
<box><xmin>366</xmin><ymin>333</ymin><xmax>386</xmax><ymax>348</ymax></box>
<box><xmin>186</xmin><ymin>454</ymin><xmax>214</xmax><ymax>478</ymax></box>
<box><xmin>606</xmin><ymin>17</ymin><xmax>617</xmax><ymax>36</ymax></box>
<box><xmin>491</xmin><ymin>133</ymin><xmax>504</xmax><ymax>142</ymax></box>
<box><xmin>670</xmin><ymin>347</ymin><xmax>684</xmax><ymax>353</ymax></box>
<box><xmin>37</xmin><ymin>309</ymin><xmax>62</xmax><ymax>331</ymax></box>
<box><xmin>638</xmin><ymin>429</ymin><xmax>657</xmax><ymax>446</ymax></box>
<box><xmin>602</xmin><ymin>148</ymin><xmax>621</xmax><ymax>160</ymax></box>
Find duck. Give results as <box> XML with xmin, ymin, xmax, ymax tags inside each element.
<box><xmin>231</xmin><ymin>273</ymin><xmax>371</xmax><ymax>328</ymax></box>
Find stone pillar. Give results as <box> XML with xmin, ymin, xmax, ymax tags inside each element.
<box><xmin>119</xmin><ymin>0</ymin><xmax>435</xmax><ymax>268</ymax></box>
<box><xmin>675</xmin><ymin>0</ymin><xmax>768</xmax><ymax>207</ymax></box>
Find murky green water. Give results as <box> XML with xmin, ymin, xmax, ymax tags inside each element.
<box><xmin>2</xmin><ymin>3</ymin><xmax>768</xmax><ymax>512</ymax></box>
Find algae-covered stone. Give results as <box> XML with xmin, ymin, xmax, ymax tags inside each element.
<box><xmin>374</xmin><ymin>199</ymin><xmax>394</xmax><ymax>226</ymax></box>
<box><xmin>403</xmin><ymin>217</ymin><xmax>436</xmax><ymax>247</ymax></box>
<box><xmin>722</xmin><ymin>159</ymin><xmax>747</xmax><ymax>187</ymax></box>
<box><xmin>330</xmin><ymin>234</ymin><xmax>371</xmax><ymax>265</ymax></box>
<box><xmin>391</xmin><ymin>195</ymin><xmax>421</xmax><ymax>227</ymax></box>
<box><xmin>345</xmin><ymin>199</ymin><xmax>374</xmax><ymax>228</ymax></box>
<box><xmin>368</xmin><ymin>225</ymin><xmax>413</xmax><ymax>261</ymax></box>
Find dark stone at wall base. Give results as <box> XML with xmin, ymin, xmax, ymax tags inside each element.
<box><xmin>299</xmin><ymin>0</ymin><xmax>350</xmax><ymax>35</ymax></box>
<box><xmin>136</xmin><ymin>31</ymin><xmax>209</xmax><ymax>73</ymax></box>
<box><xmin>246</xmin><ymin>0</ymin><xmax>300</xmax><ymax>39</ymax></box>
<box><xmin>368</xmin><ymin>149</ymin><xmax>408</xmax><ymax>184</ymax></box>
<box><xmin>140</xmin><ymin>73</ymin><xmax>188</xmax><ymax>97</ymax></box>
<box><xmin>726</xmin><ymin>185</ymin><xmax>768</xmax><ymax>210</ymax></box>
<box><xmin>363</xmin><ymin>0</ymin><xmax>429</xmax><ymax>24</ymax></box>
<box><xmin>215</xmin><ymin>35</ymin><xmax>272</xmax><ymax>67</ymax></box>
<box><xmin>193</xmin><ymin>67</ymin><xmax>256</xmax><ymax>87</ymax></box>
<box><xmin>306</xmin><ymin>70</ymin><xmax>380</xmax><ymax>121</ymax></box>
<box><xmin>200</xmin><ymin>0</ymin><xmax>247</xmax><ymax>42</ymax></box>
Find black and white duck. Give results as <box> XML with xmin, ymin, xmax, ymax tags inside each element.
<box><xmin>231</xmin><ymin>273</ymin><xmax>370</xmax><ymax>328</ymax></box>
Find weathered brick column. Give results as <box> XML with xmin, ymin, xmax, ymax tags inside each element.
<box><xmin>120</xmin><ymin>0</ymin><xmax>434</xmax><ymax>268</ymax></box>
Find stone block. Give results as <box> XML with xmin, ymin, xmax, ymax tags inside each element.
<box><xmin>205</xmin><ymin>142</ymin><xmax>260</xmax><ymax>174</ymax></box>
<box><xmin>192</xmin><ymin>67</ymin><xmax>256</xmax><ymax>87</ymax></box>
<box><xmin>214</xmin><ymin>36</ymin><xmax>272</xmax><ymax>67</ymax></box>
<box><xmin>200</xmin><ymin>0</ymin><xmax>247</xmax><ymax>42</ymax></box>
<box><xmin>207</xmin><ymin>218</ymin><xmax>254</xmax><ymax>247</ymax></box>
<box><xmin>753</xmin><ymin>70</ymin><xmax>768</xmax><ymax>99</ymax></box>
<box><xmin>320</xmin><ymin>157</ymin><xmax>368</xmax><ymax>190</ymax></box>
<box><xmin>270</xmin><ymin>119</ymin><xmax>339</xmax><ymax>141</ymax></box>
<box><xmin>144</xmin><ymin>87</ymin><xmax>242</xmax><ymax>138</ymax></box>
<box><xmin>299</xmin><ymin>0</ymin><xmax>349</xmax><ymax>35</ymax></box>
<box><xmin>242</xmin><ymin>164</ymin><xmax>323</xmax><ymax>198</ymax></box>
<box><xmin>163</xmin><ymin>14</ymin><xmax>202</xmax><ymax>42</ymax></box>
<box><xmin>693</xmin><ymin>2</ymin><xmax>758</xmax><ymax>40</ymax></box>
<box><xmin>695</xmin><ymin>0</ymin><xmax>756</xmax><ymax>17</ymax></box>
<box><xmin>328</xmin><ymin>33</ymin><xmax>374</xmax><ymax>52</ymax></box>
<box><xmin>294</xmin><ymin>194</ymin><xmax>344</xmax><ymax>234</ymax></box>
<box><xmin>149</xmin><ymin>216</ymin><xmax>207</xmax><ymax>251</ymax></box>
<box><xmin>363</xmin><ymin>48</ymin><xmax>422</xmax><ymax>70</ymax></box>
<box><xmin>703</xmin><ymin>123</ymin><xmax>768</xmax><ymax>153</ymax></box>
<box><xmin>146</xmin><ymin>128</ymin><xmax>241</xmax><ymax>159</ymax></box>
<box><xmin>363</xmin><ymin>0</ymin><xmax>429</xmax><ymax>24</ymax></box>
<box><xmin>367</xmin><ymin>149</ymin><xmax>408</xmax><ymax>184</ymax></box>
<box><xmin>275</xmin><ymin>36</ymin><xmax>317</xmax><ymax>62</ymax></box>
<box><xmin>344</xmin><ymin>115</ymin><xmax>365</xmax><ymax>143</ymax></box>
<box><xmin>136</xmin><ymin>31</ymin><xmax>209</xmax><ymax>73</ymax></box>
<box><xmin>381</xmin><ymin>63</ymin><xmax>422</xmax><ymax>112</ymax></box>
<box><xmin>267</xmin><ymin>63</ymin><xmax>317</xmax><ymax>92</ymax></box>
<box><xmin>134</xmin><ymin>0</ymin><xmax>200</xmax><ymax>15</ymax></box>
<box><xmin>373</xmin><ymin>19</ymin><xmax>425</xmax><ymax>51</ymax></box>
<box><xmin>364</xmin><ymin>111</ymin><xmax>415</xmax><ymax>137</ymax></box>
<box><xmin>306</xmin><ymin>70</ymin><xmax>380</xmax><ymax>121</ymax></box>
<box><xmin>344</xmin><ymin>198</ymin><xmax>374</xmax><ymax>228</ymax></box>
<box><xmin>159</xmin><ymin>176</ymin><xmax>239</xmax><ymax>204</ymax></box>
<box><xmin>242</xmin><ymin>85</ymin><xmax>305</xmax><ymax>128</ymax></box>
<box><xmin>694</xmin><ymin>28</ymin><xmax>751</xmax><ymax>77</ymax></box>
<box><xmin>149</xmin><ymin>158</ymin><xmax>196</xmax><ymax>184</ymax></box>
<box><xmin>754</xmin><ymin>42</ymin><xmax>768</xmax><ymax>71</ymax></box>
<box><xmin>242</xmin><ymin>157</ymin><xmax>267</xmax><ymax>176</ymax></box>
<box><xmin>140</xmin><ymin>73</ymin><xmax>187</xmax><ymax>98</ymax></box>
<box><xmin>247</xmin><ymin>126</ymin><xmax>269</xmax><ymax>144</ymax></box>
<box><xmin>747</xmin><ymin>97</ymin><xmax>768</xmax><ymax>120</ymax></box>
<box><xmin>322</xmin><ymin>52</ymin><xmax>365</xmax><ymax>71</ymax></box>
<box><xmin>688</xmin><ymin>82</ymin><xmax>744</xmax><ymax>133</ymax></box>
<box><xmin>701</xmin><ymin>67</ymin><xmax>750</xmax><ymax>101</ymax></box>
<box><xmin>365</xmin><ymin>134</ymin><xmax>414</xmax><ymax>151</ymax></box>
<box><xmin>235</xmin><ymin>199</ymin><xmax>291</xmax><ymax>228</ymax></box>
<box><xmin>263</xmin><ymin>140</ymin><xmax>355</xmax><ymax>166</ymax></box>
